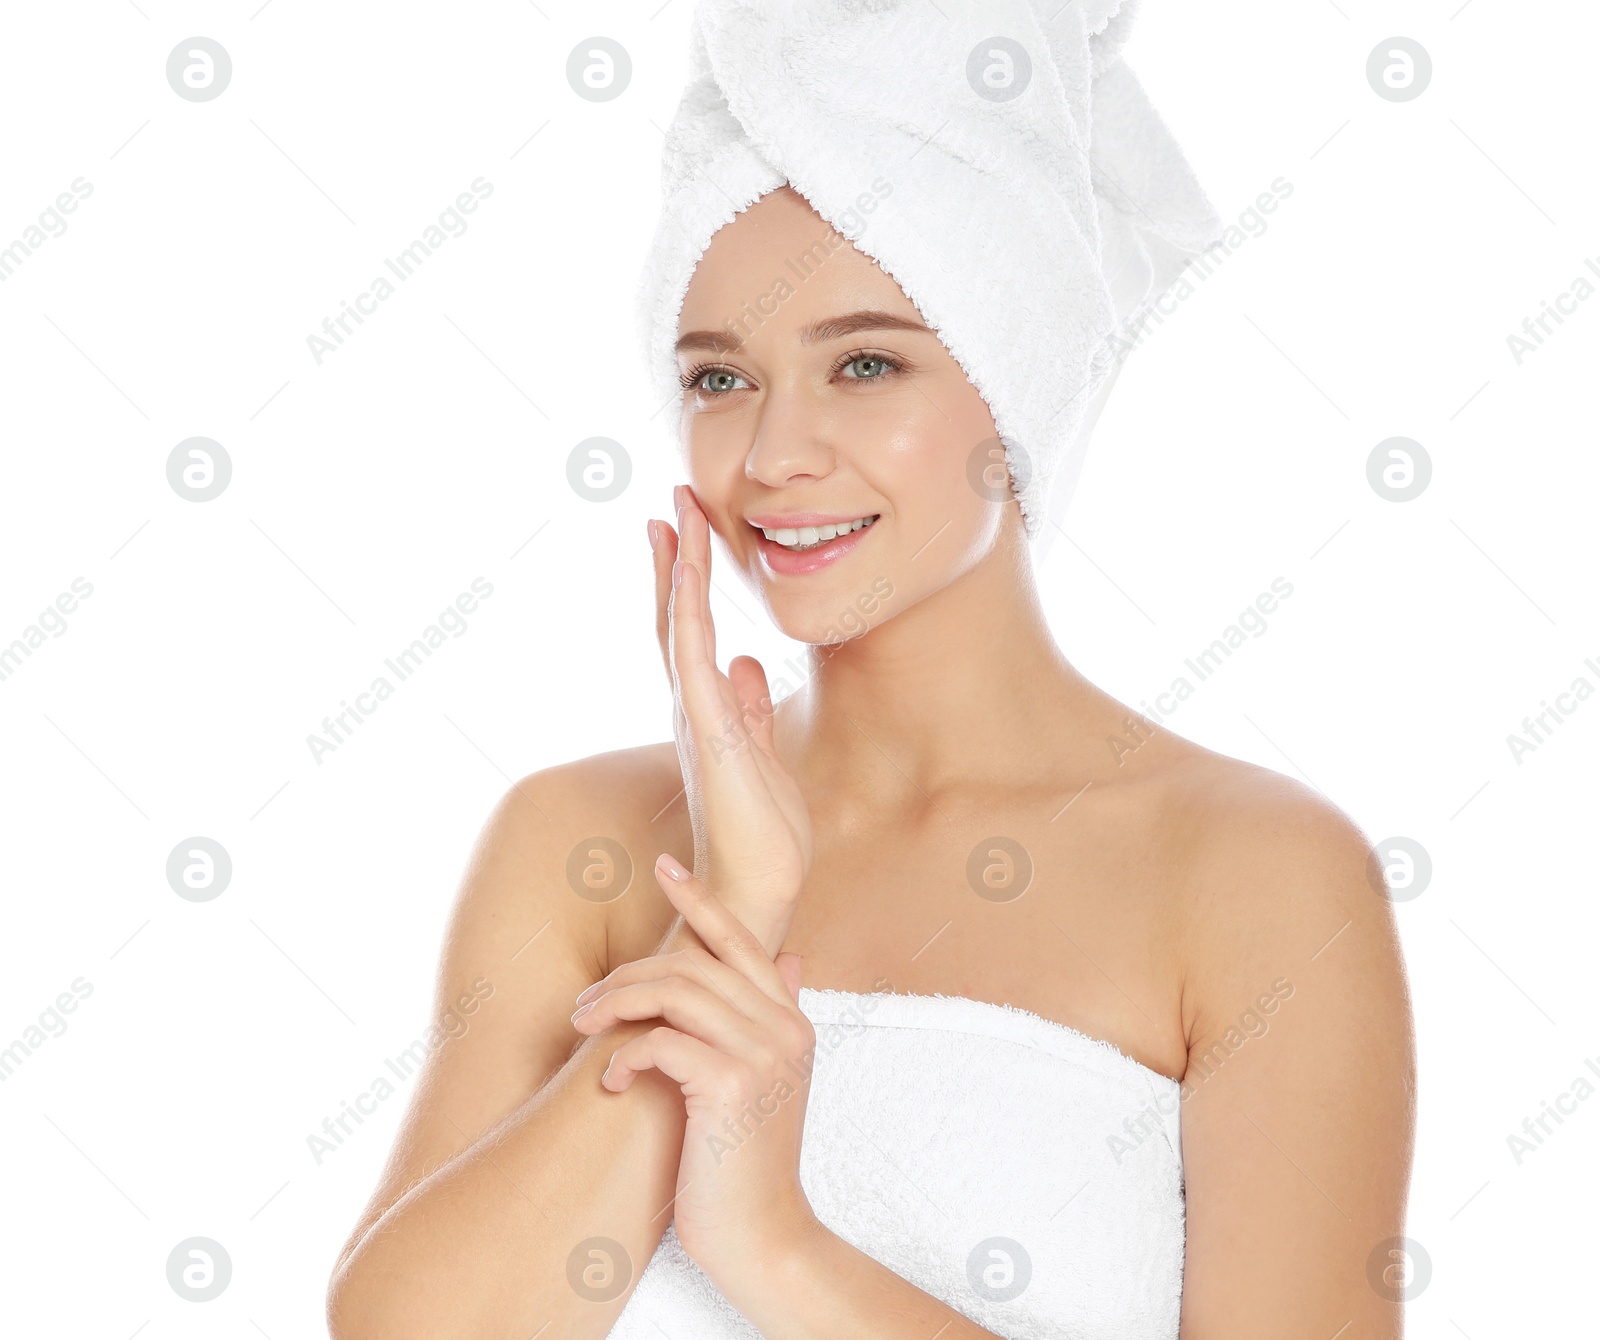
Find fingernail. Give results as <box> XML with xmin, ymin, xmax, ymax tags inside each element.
<box><xmin>647</xmin><ymin>519</ymin><xmax>658</xmax><ymax>552</ymax></box>
<box><xmin>672</xmin><ymin>560</ymin><xmax>684</xmax><ymax>589</ymax></box>
<box><xmin>570</xmin><ymin>1001</ymin><xmax>595</xmax><ymax>1022</ymax></box>
<box><xmin>656</xmin><ymin>851</ymin><xmax>689</xmax><ymax>881</ymax></box>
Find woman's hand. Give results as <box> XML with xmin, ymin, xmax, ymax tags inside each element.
<box><xmin>650</xmin><ymin>485</ymin><xmax>814</xmax><ymax>956</ymax></box>
<box><xmin>571</xmin><ymin>853</ymin><xmax>822</xmax><ymax>1281</ymax></box>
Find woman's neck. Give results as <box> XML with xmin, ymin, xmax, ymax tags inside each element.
<box><xmin>771</xmin><ymin>526</ymin><xmax>1128</xmax><ymax>810</ymax></box>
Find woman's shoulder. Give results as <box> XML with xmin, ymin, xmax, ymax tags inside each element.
<box><xmin>419</xmin><ymin>741</ymin><xmax>693</xmax><ymax>1004</ymax></box>
<box><xmin>516</xmin><ymin>738</ymin><xmax>683</xmax><ymax>793</ymax></box>
<box><xmin>485</xmin><ymin>740</ymin><xmax>690</xmax><ymax>864</ymax></box>
<box><xmin>1130</xmin><ymin>732</ymin><xmax>1404</xmax><ymax>1043</ymax></box>
<box><xmin>1130</xmin><ymin>732</ymin><xmax>1379</xmax><ymax>924</ymax></box>
<box><xmin>1152</xmin><ymin>735</ymin><xmax>1376</xmax><ymax>901</ymax></box>
<box><xmin>1142</xmin><ymin>734</ymin><xmax>1374</xmax><ymax>876</ymax></box>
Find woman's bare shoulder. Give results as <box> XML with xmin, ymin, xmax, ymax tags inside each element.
<box><xmin>433</xmin><ymin>741</ymin><xmax>687</xmax><ymax>975</ymax></box>
<box><xmin>489</xmin><ymin>745</ymin><xmax>684</xmax><ymax>837</ymax></box>
<box><xmin>1146</xmin><ymin>736</ymin><xmax>1372</xmax><ymax>869</ymax></box>
<box><xmin>479</xmin><ymin>741</ymin><xmax>689</xmax><ymax>906</ymax></box>
<box><xmin>1135</xmin><ymin>733</ymin><xmax>1404</xmax><ymax>1045</ymax></box>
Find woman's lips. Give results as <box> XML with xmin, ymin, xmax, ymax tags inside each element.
<box><xmin>756</xmin><ymin>520</ymin><xmax>876</xmax><ymax>575</ymax></box>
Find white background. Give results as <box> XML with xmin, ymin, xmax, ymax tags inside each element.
<box><xmin>1</xmin><ymin>1</ymin><xmax>1594</xmax><ymax>1335</ymax></box>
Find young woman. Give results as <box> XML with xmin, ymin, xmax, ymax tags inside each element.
<box><xmin>324</xmin><ymin>179</ymin><xmax>1414</xmax><ymax>1337</ymax></box>
<box><xmin>326</xmin><ymin>9</ymin><xmax>1415</xmax><ymax>1340</ymax></box>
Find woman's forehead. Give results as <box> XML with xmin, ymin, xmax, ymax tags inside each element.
<box><xmin>680</xmin><ymin>189</ymin><xmax>921</xmax><ymax>330</ymax></box>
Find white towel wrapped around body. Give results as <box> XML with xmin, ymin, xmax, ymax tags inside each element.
<box><xmin>635</xmin><ymin>0</ymin><xmax>1224</xmax><ymax>559</ymax></box>
<box><xmin>606</xmin><ymin>987</ymin><xmax>1185</xmax><ymax>1338</ymax></box>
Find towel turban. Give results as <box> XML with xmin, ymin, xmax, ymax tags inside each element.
<box><xmin>635</xmin><ymin>0</ymin><xmax>1224</xmax><ymax>561</ymax></box>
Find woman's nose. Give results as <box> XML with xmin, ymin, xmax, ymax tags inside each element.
<box><xmin>742</xmin><ymin>389</ymin><xmax>839</xmax><ymax>486</ymax></box>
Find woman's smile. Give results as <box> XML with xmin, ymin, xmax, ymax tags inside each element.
<box><xmin>748</xmin><ymin>512</ymin><xmax>880</xmax><ymax>575</ymax></box>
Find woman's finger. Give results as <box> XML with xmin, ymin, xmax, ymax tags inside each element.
<box><xmin>654</xmin><ymin>854</ymin><xmax>791</xmax><ymax>1003</ymax></box>
<box><xmin>667</xmin><ymin>489</ymin><xmax>782</xmax><ymax>782</ymax></box>
<box><xmin>572</xmin><ymin>976</ymin><xmax>771</xmax><ymax>1061</ymax></box>
<box><xmin>575</xmin><ymin>948</ymin><xmax>780</xmax><ymax>1026</ymax></box>
<box><xmin>668</xmin><ymin>553</ymin><xmax>728</xmax><ymax>737</ymax></box>
<box><xmin>726</xmin><ymin>654</ymin><xmax>777</xmax><ymax>760</ymax></box>
<box><xmin>650</xmin><ymin>515</ymin><xmax>680</xmax><ymax>687</ymax></box>
<box><xmin>668</xmin><ymin>488</ymin><xmax>735</xmax><ymax>737</ymax></box>
<box><xmin>574</xmin><ymin>939</ymin><xmax>755</xmax><ymax>1012</ymax></box>
<box><xmin>601</xmin><ymin>1024</ymin><xmax>731</xmax><ymax>1093</ymax></box>
<box><xmin>678</xmin><ymin>489</ymin><xmax>717</xmax><ymax>672</ymax></box>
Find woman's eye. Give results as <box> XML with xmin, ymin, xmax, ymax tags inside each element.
<box><xmin>697</xmin><ymin>369</ymin><xmax>747</xmax><ymax>393</ymax></box>
<box><xmin>682</xmin><ymin>355</ymin><xmax>900</xmax><ymax>395</ymax></box>
<box><xmin>840</xmin><ymin>355</ymin><xmax>895</xmax><ymax>380</ymax></box>
<box><xmin>680</xmin><ymin>366</ymin><xmax>749</xmax><ymax>395</ymax></box>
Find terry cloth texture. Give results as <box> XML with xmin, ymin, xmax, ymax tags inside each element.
<box><xmin>605</xmin><ymin>987</ymin><xmax>1186</xmax><ymax>1337</ymax></box>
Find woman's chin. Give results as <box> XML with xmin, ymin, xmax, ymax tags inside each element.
<box><xmin>760</xmin><ymin>594</ymin><xmax>894</xmax><ymax>651</ymax></box>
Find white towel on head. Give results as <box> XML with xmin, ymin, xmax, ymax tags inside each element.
<box><xmin>635</xmin><ymin>0</ymin><xmax>1224</xmax><ymax>558</ymax></box>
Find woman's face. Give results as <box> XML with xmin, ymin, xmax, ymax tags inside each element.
<box><xmin>675</xmin><ymin>186</ymin><xmax>1021</xmax><ymax>645</ymax></box>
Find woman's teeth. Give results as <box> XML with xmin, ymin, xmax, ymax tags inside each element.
<box><xmin>761</xmin><ymin>515</ymin><xmax>878</xmax><ymax>552</ymax></box>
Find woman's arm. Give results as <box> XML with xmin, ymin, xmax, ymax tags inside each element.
<box><xmin>324</xmin><ymin>762</ymin><xmax>733</xmax><ymax>1340</ymax></box>
<box><xmin>715</xmin><ymin>1224</ymin><xmax>1012</xmax><ymax>1339</ymax></box>
<box><xmin>1174</xmin><ymin>772</ymin><xmax>1417</xmax><ymax>1338</ymax></box>
<box><xmin>329</xmin><ymin>493</ymin><xmax>809</xmax><ymax>1339</ymax></box>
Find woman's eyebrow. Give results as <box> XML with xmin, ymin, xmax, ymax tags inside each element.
<box><xmin>798</xmin><ymin>309</ymin><xmax>934</xmax><ymax>344</ymax></box>
<box><xmin>674</xmin><ymin>309</ymin><xmax>934</xmax><ymax>356</ymax></box>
